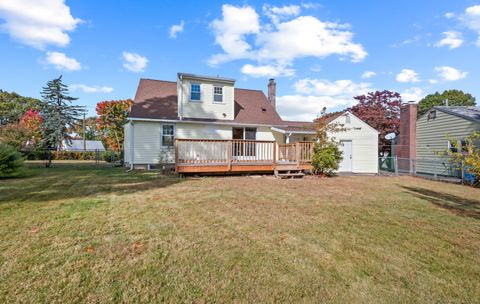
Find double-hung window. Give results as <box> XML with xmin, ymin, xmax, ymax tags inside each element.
<box><xmin>213</xmin><ymin>86</ymin><xmax>223</xmax><ymax>102</ymax></box>
<box><xmin>190</xmin><ymin>83</ymin><xmax>201</xmax><ymax>101</ymax></box>
<box><xmin>162</xmin><ymin>125</ymin><xmax>174</xmax><ymax>147</ymax></box>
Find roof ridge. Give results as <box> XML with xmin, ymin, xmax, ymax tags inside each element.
<box><xmin>140</xmin><ymin>78</ymin><xmax>176</xmax><ymax>83</ymax></box>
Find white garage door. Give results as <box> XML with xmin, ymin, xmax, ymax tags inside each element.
<box><xmin>339</xmin><ymin>140</ymin><xmax>352</xmax><ymax>172</ymax></box>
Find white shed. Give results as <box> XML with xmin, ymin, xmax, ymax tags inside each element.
<box><xmin>328</xmin><ymin>112</ymin><xmax>379</xmax><ymax>174</ymax></box>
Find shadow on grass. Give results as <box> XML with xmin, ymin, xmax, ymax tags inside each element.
<box><xmin>402</xmin><ymin>186</ymin><xmax>480</xmax><ymax>219</ymax></box>
<box><xmin>0</xmin><ymin>166</ymin><xmax>185</xmax><ymax>204</ymax></box>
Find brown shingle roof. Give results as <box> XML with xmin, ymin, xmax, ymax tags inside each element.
<box><xmin>130</xmin><ymin>79</ymin><xmax>178</xmax><ymax>120</ymax></box>
<box><xmin>129</xmin><ymin>78</ymin><xmax>284</xmax><ymax>125</ymax></box>
<box><xmin>233</xmin><ymin>88</ymin><xmax>283</xmax><ymax>125</ymax></box>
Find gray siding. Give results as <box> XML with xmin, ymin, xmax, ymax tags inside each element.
<box><xmin>416</xmin><ymin>110</ymin><xmax>480</xmax><ymax>175</ymax></box>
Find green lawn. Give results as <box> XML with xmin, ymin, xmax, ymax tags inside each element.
<box><xmin>1</xmin><ymin>165</ymin><xmax>479</xmax><ymax>303</ymax></box>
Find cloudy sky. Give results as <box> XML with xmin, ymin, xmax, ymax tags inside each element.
<box><xmin>0</xmin><ymin>1</ymin><xmax>479</xmax><ymax>120</ymax></box>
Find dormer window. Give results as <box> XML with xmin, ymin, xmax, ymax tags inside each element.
<box><xmin>190</xmin><ymin>83</ymin><xmax>201</xmax><ymax>101</ymax></box>
<box><xmin>213</xmin><ymin>86</ymin><xmax>223</xmax><ymax>102</ymax></box>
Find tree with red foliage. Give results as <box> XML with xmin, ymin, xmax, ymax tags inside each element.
<box><xmin>348</xmin><ymin>90</ymin><xmax>402</xmax><ymax>155</ymax></box>
<box><xmin>20</xmin><ymin>109</ymin><xmax>43</xmax><ymax>134</ymax></box>
<box><xmin>96</xmin><ymin>99</ymin><xmax>132</xmax><ymax>151</ymax></box>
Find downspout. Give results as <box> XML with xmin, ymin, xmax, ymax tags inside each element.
<box><xmin>178</xmin><ymin>74</ymin><xmax>183</xmax><ymax>120</ymax></box>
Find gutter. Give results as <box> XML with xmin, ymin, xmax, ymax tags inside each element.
<box><xmin>127</xmin><ymin>117</ymin><xmax>288</xmax><ymax>128</ymax></box>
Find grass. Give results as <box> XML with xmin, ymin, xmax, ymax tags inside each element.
<box><xmin>1</xmin><ymin>164</ymin><xmax>479</xmax><ymax>303</ymax></box>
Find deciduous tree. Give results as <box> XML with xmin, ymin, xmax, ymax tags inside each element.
<box><xmin>0</xmin><ymin>90</ymin><xmax>41</xmax><ymax>126</ymax></box>
<box><xmin>418</xmin><ymin>90</ymin><xmax>476</xmax><ymax>117</ymax></box>
<box><xmin>96</xmin><ymin>99</ymin><xmax>132</xmax><ymax>151</ymax></box>
<box><xmin>348</xmin><ymin>90</ymin><xmax>402</xmax><ymax>155</ymax></box>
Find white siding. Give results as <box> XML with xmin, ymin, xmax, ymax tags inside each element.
<box><xmin>178</xmin><ymin>77</ymin><xmax>235</xmax><ymax>120</ymax></box>
<box><xmin>123</xmin><ymin>122</ymin><xmax>132</xmax><ymax>165</ymax></box>
<box><xmin>176</xmin><ymin>123</ymin><xmax>232</xmax><ymax>139</ymax></box>
<box><xmin>328</xmin><ymin>113</ymin><xmax>379</xmax><ymax>174</ymax></box>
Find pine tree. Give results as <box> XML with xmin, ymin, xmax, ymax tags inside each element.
<box><xmin>40</xmin><ymin>76</ymin><xmax>83</xmax><ymax>151</ymax></box>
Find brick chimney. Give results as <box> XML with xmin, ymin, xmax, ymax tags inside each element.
<box><xmin>268</xmin><ymin>78</ymin><xmax>276</xmax><ymax>108</ymax></box>
<box><xmin>397</xmin><ymin>103</ymin><xmax>417</xmax><ymax>160</ymax></box>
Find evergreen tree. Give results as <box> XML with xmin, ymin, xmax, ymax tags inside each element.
<box><xmin>40</xmin><ymin>76</ymin><xmax>83</xmax><ymax>150</ymax></box>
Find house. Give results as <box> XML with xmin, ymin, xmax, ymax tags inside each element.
<box><xmin>124</xmin><ymin>73</ymin><xmax>379</xmax><ymax>174</ymax></box>
<box><xmin>60</xmin><ymin>139</ymin><xmax>106</xmax><ymax>152</ymax></box>
<box><xmin>415</xmin><ymin>106</ymin><xmax>480</xmax><ymax>176</ymax></box>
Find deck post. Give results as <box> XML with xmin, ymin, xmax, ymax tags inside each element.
<box><xmin>227</xmin><ymin>140</ymin><xmax>232</xmax><ymax>171</ymax></box>
<box><xmin>295</xmin><ymin>142</ymin><xmax>300</xmax><ymax>166</ymax></box>
<box><xmin>273</xmin><ymin>142</ymin><xmax>277</xmax><ymax>165</ymax></box>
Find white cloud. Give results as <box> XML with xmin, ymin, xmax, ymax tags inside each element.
<box><xmin>169</xmin><ymin>20</ymin><xmax>184</xmax><ymax>39</ymax></box>
<box><xmin>396</xmin><ymin>69</ymin><xmax>420</xmax><ymax>83</ymax></box>
<box><xmin>208</xmin><ymin>5</ymin><xmax>367</xmax><ymax>76</ymax></box>
<box><xmin>434</xmin><ymin>66</ymin><xmax>467</xmax><ymax>81</ymax></box>
<box><xmin>256</xmin><ymin>16</ymin><xmax>367</xmax><ymax>63</ymax></box>
<box><xmin>277</xmin><ymin>78</ymin><xmax>373</xmax><ymax>121</ymax></box>
<box><xmin>70</xmin><ymin>84</ymin><xmax>113</xmax><ymax>93</ymax></box>
<box><xmin>435</xmin><ymin>31</ymin><xmax>463</xmax><ymax>49</ymax></box>
<box><xmin>263</xmin><ymin>4</ymin><xmax>301</xmax><ymax>24</ymax></box>
<box><xmin>459</xmin><ymin>5</ymin><xmax>480</xmax><ymax>45</ymax></box>
<box><xmin>209</xmin><ymin>5</ymin><xmax>260</xmax><ymax>65</ymax></box>
<box><xmin>0</xmin><ymin>0</ymin><xmax>81</xmax><ymax>49</ymax></box>
<box><xmin>43</xmin><ymin>51</ymin><xmax>81</xmax><ymax>71</ymax></box>
<box><xmin>361</xmin><ymin>71</ymin><xmax>376</xmax><ymax>79</ymax></box>
<box><xmin>122</xmin><ymin>51</ymin><xmax>148</xmax><ymax>73</ymax></box>
<box><xmin>240</xmin><ymin>64</ymin><xmax>295</xmax><ymax>77</ymax></box>
<box><xmin>401</xmin><ymin>87</ymin><xmax>423</xmax><ymax>102</ymax></box>
<box><xmin>429</xmin><ymin>79</ymin><xmax>438</xmax><ymax>84</ymax></box>
<box><xmin>445</xmin><ymin>12</ymin><xmax>455</xmax><ymax>19</ymax></box>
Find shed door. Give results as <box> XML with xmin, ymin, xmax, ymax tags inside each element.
<box><xmin>339</xmin><ymin>140</ymin><xmax>352</xmax><ymax>172</ymax></box>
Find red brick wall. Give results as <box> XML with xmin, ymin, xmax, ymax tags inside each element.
<box><xmin>397</xmin><ymin>104</ymin><xmax>417</xmax><ymax>160</ymax></box>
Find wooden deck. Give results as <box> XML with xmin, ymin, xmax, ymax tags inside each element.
<box><xmin>175</xmin><ymin>139</ymin><xmax>313</xmax><ymax>174</ymax></box>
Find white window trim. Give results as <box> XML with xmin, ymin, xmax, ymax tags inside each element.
<box><xmin>161</xmin><ymin>124</ymin><xmax>175</xmax><ymax>147</ymax></box>
<box><xmin>213</xmin><ymin>85</ymin><xmax>224</xmax><ymax>103</ymax></box>
<box><xmin>190</xmin><ymin>83</ymin><xmax>202</xmax><ymax>102</ymax></box>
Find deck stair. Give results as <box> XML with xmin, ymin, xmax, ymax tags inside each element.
<box><xmin>274</xmin><ymin>164</ymin><xmax>305</xmax><ymax>179</ymax></box>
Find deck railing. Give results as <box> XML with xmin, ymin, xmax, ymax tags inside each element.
<box><xmin>176</xmin><ymin>139</ymin><xmax>315</xmax><ymax>166</ymax></box>
<box><xmin>176</xmin><ymin>139</ymin><xmax>277</xmax><ymax>165</ymax></box>
<box><xmin>278</xmin><ymin>141</ymin><xmax>314</xmax><ymax>163</ymax></box>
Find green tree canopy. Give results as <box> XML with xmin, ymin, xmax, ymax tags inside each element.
<box><xmin>0</xmin><ymin>90</ymin><xmax>41</xmax><ymax>126</ymax></box>
<box><xmin>40</xmin><ymin>76</ymin><xmax>83</xmax><ymax>150</ymax></box>
<box><xmin>418</xmin><ymin>90</ymin><xmax>476</xmax><ymax>117</ymax></box>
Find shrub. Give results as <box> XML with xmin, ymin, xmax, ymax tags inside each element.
<box><xmin>311</xmin><ymin>141</ymin><xmax>343</xmax><ymax>176</ymax></box>
<box><xmin>102</xmin><ymin>151</ymin><xmax>119</xmax><ymax>163</ymax></box>
<box><xmin>0</xmin><ymin>144</ymin><xmax>24</xmax><ymax>177</ymax></box>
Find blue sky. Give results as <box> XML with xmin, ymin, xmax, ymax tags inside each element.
<box><xmin>0</xmin><ymin>0</ymin><xmax>479</xmax><ymax>120</ymax></box>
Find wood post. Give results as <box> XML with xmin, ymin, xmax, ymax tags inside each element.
<box><xmin>227</xmin><ymin>140</ymin><xmax>232</xmax><ymax>171</ymax></box>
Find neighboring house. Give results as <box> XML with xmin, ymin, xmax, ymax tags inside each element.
<box><xmin>124</xmin><ymin>73</ymin><xmax>379</xmax><ymax>174</ymax></box>
<box><xmin>60</xmin><ymin>139</ymin><xmax>106</xmax><ymax>152</ymax></box>
<box><xmin>416</xmin><ymin>106</ymin><xmax>480</xmax><ymax>175</ymax></box>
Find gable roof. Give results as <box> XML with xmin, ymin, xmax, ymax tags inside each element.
<box><xmin>129</xmin><ymin>78</ymin><xmax>284</xmax><ymax>125</ymax></box>
<box><xmin>130</xmin><ymin>79</ymin><xmax>178</xmax><ymax>120</ymax></box>
<box><xmin>433</xmin><ymin>106</ymin><xmax>480</xmax><ymax>123</ymax></box>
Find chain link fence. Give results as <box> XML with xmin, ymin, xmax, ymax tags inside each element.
<box><xmin>379</xmin><ymin>156</ymin><xmax>478</xmax><ymax>185</ymax></box>
<box><xmin>22</xmin><ymin>149</ymin><xmax>123</xmax><ymax>168</ymax></box>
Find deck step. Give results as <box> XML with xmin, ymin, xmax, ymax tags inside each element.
<box><xmin>274</xmin><ymin>169</ymin><xmax>305</xmax><ymax>179</ymax></box>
